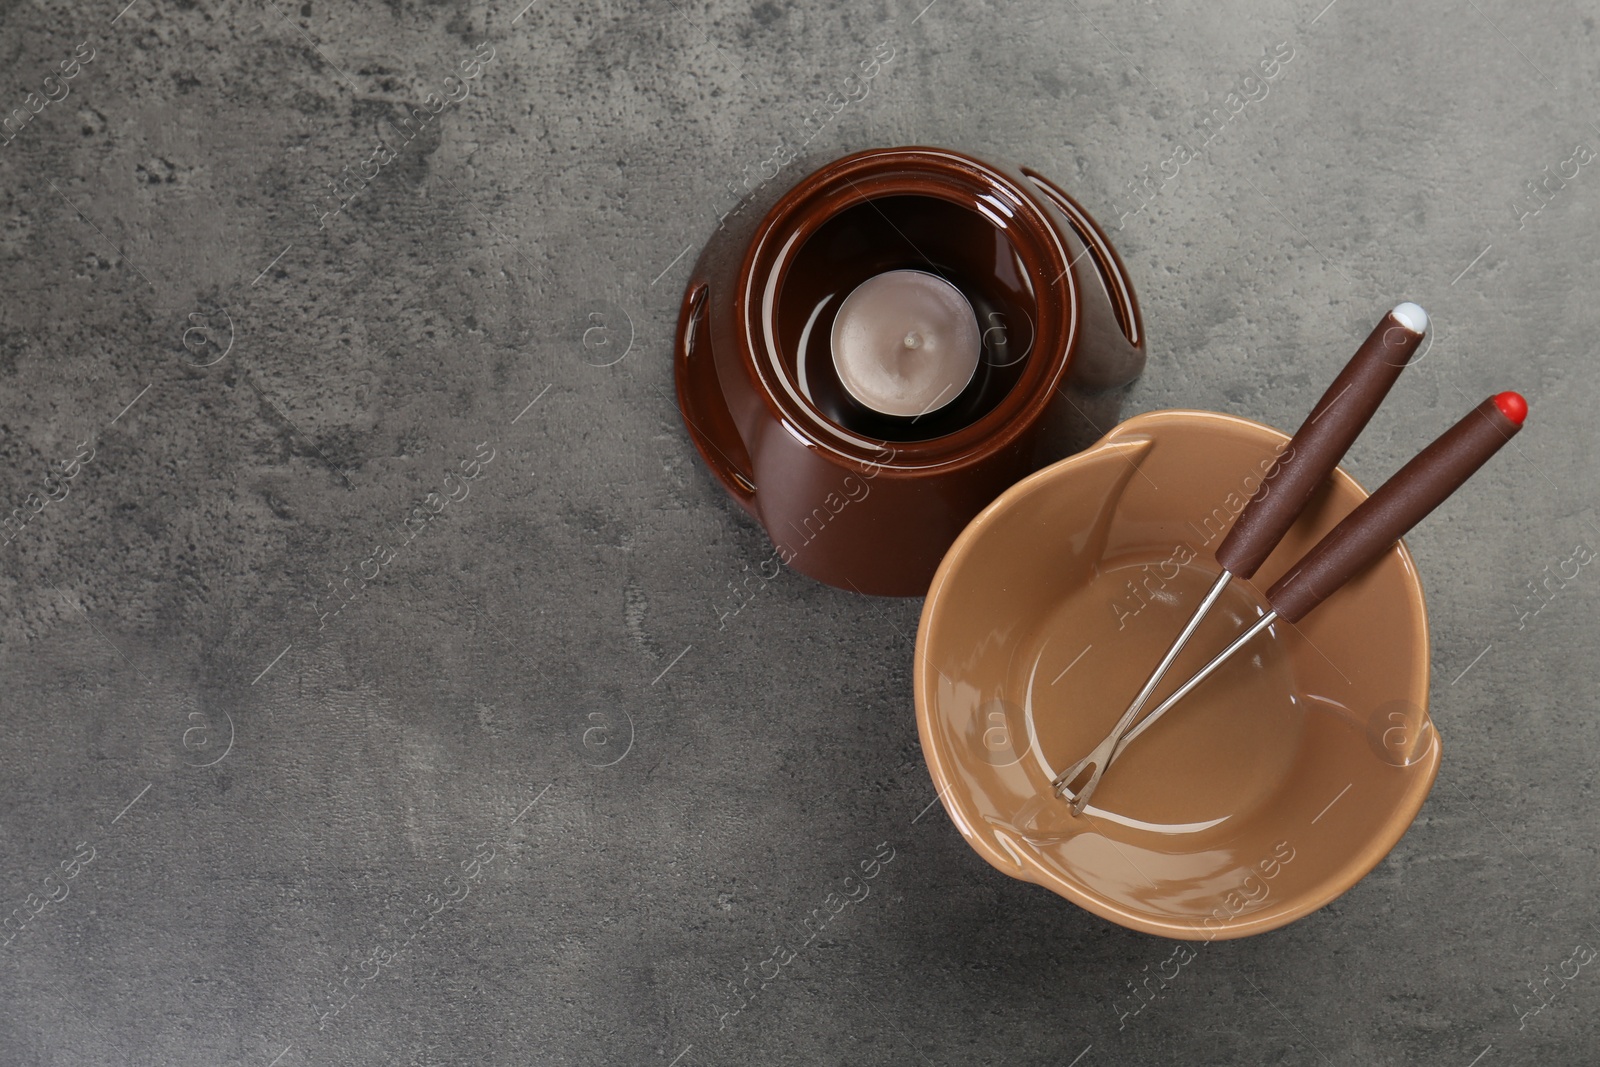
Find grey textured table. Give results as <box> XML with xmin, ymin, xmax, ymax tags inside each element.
<box><xmin>2</xmin><ymin>0</ymin><xmax>1597</xmax><ymax>1064</ymax></box>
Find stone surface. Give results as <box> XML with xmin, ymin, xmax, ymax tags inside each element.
<box><xmin>1</xmin><ymin>0</ymin><xmax>1596</xmax><ymax>1064</ymax></box>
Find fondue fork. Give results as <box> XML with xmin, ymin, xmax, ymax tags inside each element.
<box><xmin>1065</xmin><ymin>391</ymin><xmax>1528</xmax><ymax>812</ymax></box>
<box><xmin>1052</xmin><ymin>304</ymin><xmax>1430</xmax><ymax>809</ymax></box>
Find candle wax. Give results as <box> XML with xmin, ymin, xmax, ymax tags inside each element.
<box><xmin>830</xmin><ymin>269</ymin><xmax>981</xmax><ymax>418</ymax></box>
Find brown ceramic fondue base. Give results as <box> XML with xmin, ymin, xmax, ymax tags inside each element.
<box><xmin>675</xmin><ymin>147</ymin><xmax>1145</xmax><ymax>596</ymax></box>
<box><xmin>914</xmin><ymin>410</ymin><xmax>1437</xmax><ymax>939</ymax></box>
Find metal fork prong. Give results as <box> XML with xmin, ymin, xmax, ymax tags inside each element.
<box><xmin>1049</xmin><ymin>571</ymin><xmax>1232</xmax><ymax>812</ymax></box>
<box><xmin>1071</xmin><ymin>610</ymin><xmax>1280</xmax><ymax>812</ymax></box>
<box><xmin>1052</xmin><ymin>750</ymin><xmax>1094</xmax><ymax>791</ymax></box>
<box><xmin>1067</xmin><ymin>765</ymin><xmax>1105</xmax><ymax>815</ymax></box>
<box><xmin>1051</xmin><ymin>702</ymin><xmax>1150</xmax><ymax>800</ymax></box>
<box><xmin>1052</xmin><ymin>754</ymin><xmax>1097</xmax><ymax>802</ymax></box>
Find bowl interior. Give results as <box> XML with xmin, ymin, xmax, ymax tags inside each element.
<box><xmin>776</xmin><ymin>193</ymin><xmax>1038</xmax><ymax>442</ymax></box>
<box><xmin>914</xmin><ymin>409</ymin><xmax>1438</xmax><ymax>939</ymax></box>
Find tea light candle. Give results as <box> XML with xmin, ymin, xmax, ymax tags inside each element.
<box><xmin>830</xmin><ymin>269</ymin><xmax>981</xmax><ymax>417</ymax></box>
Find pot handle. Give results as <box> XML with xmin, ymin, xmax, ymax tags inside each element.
<box><xmin>674</xmin><ymin>282</ymin><xmax>759</xmax><ymax>509</ymax></box>
<box><xmin>1022</xmin><ymin>168</ymin><xmax>1146</xmax><ymax>391</ymax></box>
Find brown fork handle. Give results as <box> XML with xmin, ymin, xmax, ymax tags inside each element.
<box><xmin>1267</xmin><ymin>395</ymin><xmax>1524</xmax><ymax>623</ymax></box>
<box><xmin>1215</xmin><ymin>307</ymin><xmax>1426</xmax><ymax>580</ymax></box>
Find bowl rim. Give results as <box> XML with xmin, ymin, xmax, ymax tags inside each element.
<box><xmin>739</xmin><ymin>146</ymin><xmax>1081</xmax><ymax>471</ymax></box>
<box><xmin>913</xmin><ymin>407</ymin><xmax>1438</xmax><ymax>939</ymax></box>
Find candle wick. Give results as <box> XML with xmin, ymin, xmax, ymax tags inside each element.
<box><xmin>903</xmin><ymin>331</ymin><xmax>922</xmax><ymax>350</ymax></box>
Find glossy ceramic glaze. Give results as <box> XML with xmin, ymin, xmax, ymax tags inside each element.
<box><xmin>914</xmin><ymin>410</ymin><xmax>1438</xmax><ymax>939</ymax></box>
<box><xmin>675</xmin><ymin>147</ymin><xmax>1145</xmax><ymax>595</ymax></box>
